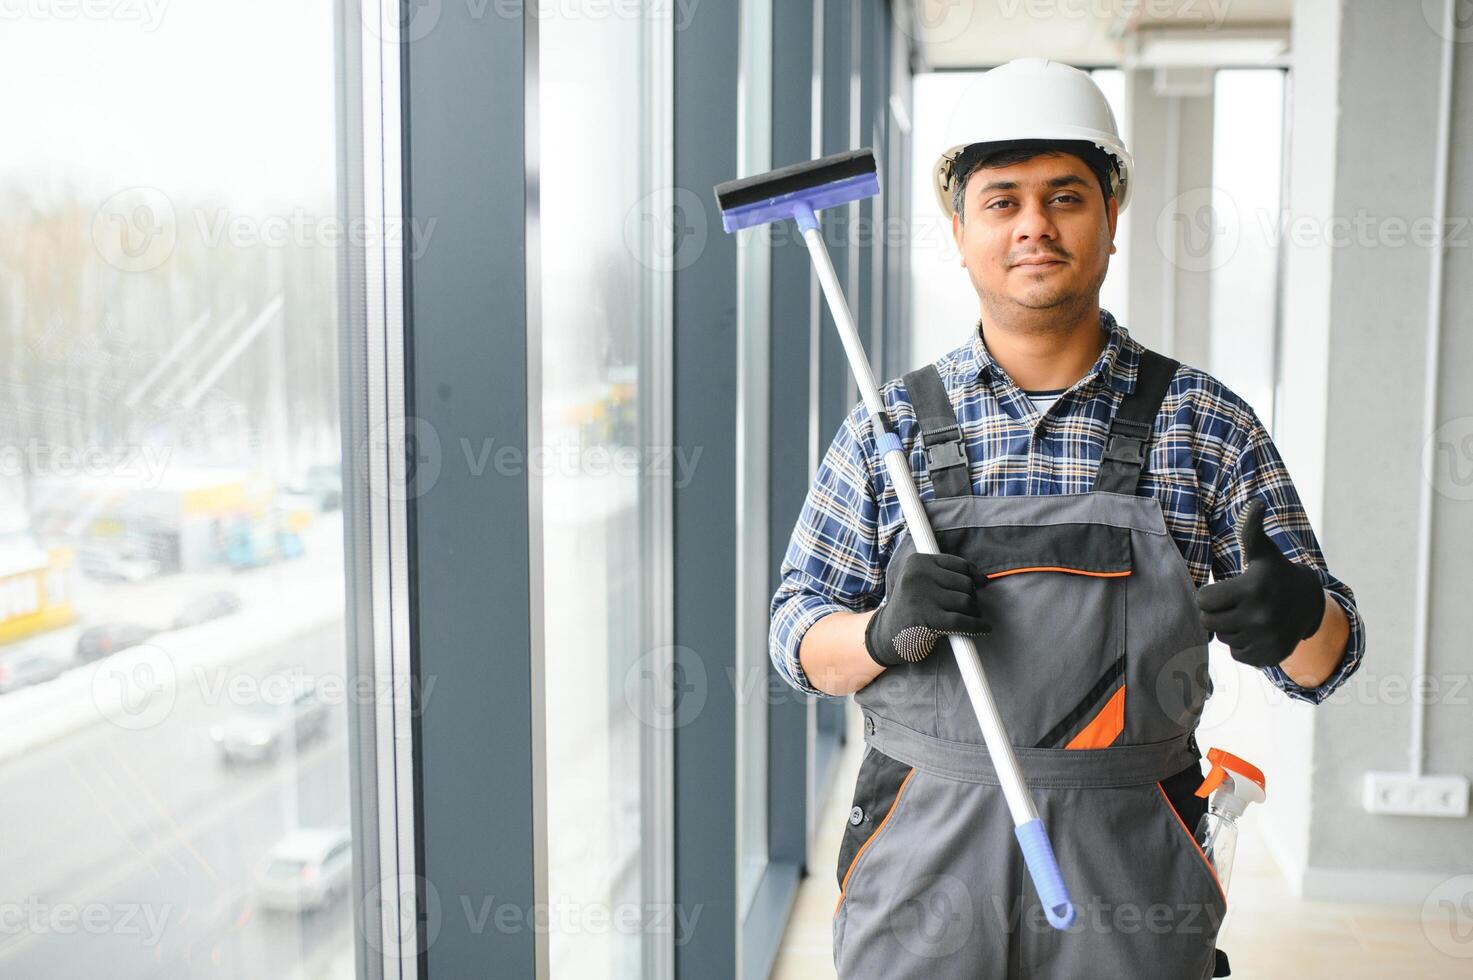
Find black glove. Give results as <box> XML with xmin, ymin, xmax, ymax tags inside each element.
<box><xmin>1195</xmin><ymin>498</ymin><xmax>1326</xmax><ymax>668</ymax></box>
<box><xmin>864</xmin><ymin>552</ymin><xmax>992</xmax><ymax>668</ymax></box>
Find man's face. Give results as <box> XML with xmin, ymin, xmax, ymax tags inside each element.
<box><xmin>950</xmin><ymin>151</ymin><xmax>1118</xmax><ymax>317</ymax></box>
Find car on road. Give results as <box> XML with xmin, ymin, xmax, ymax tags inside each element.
<box><xmin>0</xmin><ymin>648</ymin><xmax>71</xmax><ymax>695</ymax></box>
<box><xmin>286</xmin><ymin>463</ymin><xmax>343</xmax><ymax>513</ymax></box>
<box><xmin>255</xmin><ymin>827</ymin><xmax>353</xmax><ymax>912</ymax></box>
<box><xmin>75</xmin><ymin>622</ymin><xmax>157</xmax><ymax>663</ymax></box>
<box><xmin>209</xmin><ymin>675</ymin><xmax>330</xmax><ymax>765</ymax></box>
<box><xmin>171</xmin><ymin>589</ymin><xmax>243</xmax><ymax>630</ymax></box>
<box><xmin>78</xmin><ymin>547</ymin><xmax>162</xmax><ymax>583</ymax></box>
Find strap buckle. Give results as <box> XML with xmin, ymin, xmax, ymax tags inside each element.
<box><xmin>924</xmin><ymin>440</ymin><xmax>967</xmax><ymax>471</ymax></box>
<box><xmin>1102</xmin><ymin>418</ymin><xmax>1151</xmax><ymax>466</ymax></box>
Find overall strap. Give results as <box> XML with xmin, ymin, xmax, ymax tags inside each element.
<box><xmin>902</xmin><ymin>365</ymin><xmax>973</xmax><ymax>498</ymax></box>
<box><xmin>1092</xmin><ymin>348</ymin><xmax>1181</xmax><ymax>495</ymax></box>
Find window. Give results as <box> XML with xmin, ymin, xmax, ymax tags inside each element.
<box><xmin>539</xmin><ymin>8</ymin><xmax>674</xmax><ymax>977</ymax></box>
<box><xmin>1208</xmin><ymin>69</ymin><xmax>1288</xmax><ymax>427</ymax></box>
<box><xmin>0</xmin><ymin>3</ymin><xmax>368</xmax><ymax>976</ymax></box>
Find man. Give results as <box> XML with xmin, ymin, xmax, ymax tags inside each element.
<box><xmin>768</xmin><ymin>59</ymin><xmax>1365</xmax><ymax>979</ymax></box>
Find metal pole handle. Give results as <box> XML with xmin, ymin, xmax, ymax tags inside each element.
<box><xmin>795</xmin><ymin>206</ymin><xmax>1076</xmax><ymax>930</ymax></box>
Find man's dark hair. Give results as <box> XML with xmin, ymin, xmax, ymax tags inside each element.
<box><xmin>951</xmin><ymin>138</ymin><xmax>1119</xmax><ymax>222</ymax></box>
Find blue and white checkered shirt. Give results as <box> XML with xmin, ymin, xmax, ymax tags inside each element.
<box><xmin>769</xmin><ymin>310</ymin><xmax>1365</xmax><ymax>705</ymax></box>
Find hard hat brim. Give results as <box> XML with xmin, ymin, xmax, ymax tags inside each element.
<box><xmin>934</xmin><ymin>131</ymin><xmax>1134</xmax><ymax>220</ymax></box>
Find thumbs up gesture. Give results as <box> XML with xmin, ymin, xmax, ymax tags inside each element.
<box><xmin>1195</xmin><ymin>498</ymin><xmax>1327</xmax><ymax>668</ymax></box>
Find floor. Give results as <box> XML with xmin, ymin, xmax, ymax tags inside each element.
<box><xmin>771</xmin><ymin>703</ymin><xmax>1470</xmax><ymax>979</ymax></box>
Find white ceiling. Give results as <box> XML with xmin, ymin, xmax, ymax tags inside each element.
<box><xmin>906</xmin><ymin>0</ymin><xmax>1293</xmax><ymax>70</ymax></box>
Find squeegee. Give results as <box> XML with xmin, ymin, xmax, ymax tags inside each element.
<box><xmin>714</xmin><ymin>148</ymin><xmax>1077</xmax><ymax>931</ymax></box>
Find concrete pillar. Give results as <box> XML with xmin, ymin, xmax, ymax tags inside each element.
<box><xmin>1122</xmin><ymin>67</ymin><xmax>1215</xmax><ymax>369</ymax></box>
<box><xmin>1274</xmin><ymin>0</ymin><xmax>1473</xmax><ymax>902</ymax></box>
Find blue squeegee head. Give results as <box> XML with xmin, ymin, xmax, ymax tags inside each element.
<box><xmin>712</xmin><ymin>148</ymin><xmax>879</xmax><ymax>233</ymax></box>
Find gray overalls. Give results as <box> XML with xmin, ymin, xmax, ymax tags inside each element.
<box><xmin>833</xmin><ymin>349</ymin><xmax>1230</xmax><ymax>979</ymax></box>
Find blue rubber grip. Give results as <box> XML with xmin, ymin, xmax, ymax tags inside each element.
<box><xmin>1014</xmin><ymin>818</ymin><xmax>1076</xmax><ymax>930</ymax></box>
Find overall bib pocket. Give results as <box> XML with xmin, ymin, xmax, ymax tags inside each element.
<box><xmin>835</xmin><ymin>746</ymin><xmax>916</xmax><ymax>913</ymax></box>
<box><xmin>1021</xmin><ymin>776</ymin><xmax>1226</xmax><ymax>979</ymax></box>
<box><xmin>833</xmin><ymin>746</ymin><xmax>918</xmax><ymax>972</ymax></box>
<box><xmin>923</xmin><ymin>520</ymin><xmax>1133</xmax><ymax>748</ymax></box>
<box><xmin>1155</xmin><ymin>769</ymin><xmax>1228</xmax><ymax>910</ymax></box>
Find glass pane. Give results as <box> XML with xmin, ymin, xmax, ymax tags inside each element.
<box><xmin>1090</xmin><ymin>68</ymin><xmax>1131</xmax><ymax>327</ymax></box>
<box><xmin>736</xmin><ymin>0</ymin><xmax>773</xmax><ymax>922</ymax></box>
<box><xmin>539</xmin><ymin>9</ymin><xmax>668</xmax><ymax>979</ymax></box>
<box><xmin>1208</xmin><ymin>69</ymin><xmax>1286</xmax><ymax>424</ymax></box>
<box><xmin>0</xmin><ymin>5</ymin><xmax>357</xmax><ymax>976</ymax></box>
<box><xmin>908</xmin><ymin>71</ymin><xmax>984</xmax><ymax>364</ymax></box>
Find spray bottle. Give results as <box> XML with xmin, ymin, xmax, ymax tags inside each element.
<box><xmin>1193</xmin><ymin>748</ymin><xmax>1267</xmax><ymax>896</ymax></box>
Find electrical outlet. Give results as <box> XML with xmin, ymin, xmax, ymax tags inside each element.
<box><xmin>1362</xmin><ymin>772</ymin><xmax>1470</xmax><ymax>817</ymax></box>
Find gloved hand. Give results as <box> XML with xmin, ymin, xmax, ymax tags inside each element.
<box><xmin>1195</xmin><ymin>498</ymin><xmax>1326</xmax><ymax>668</ymax></box>
<box><xmin>864</xmin><ymin>552</ymin><xmax>992</xmax><ymax>668</ymax></box>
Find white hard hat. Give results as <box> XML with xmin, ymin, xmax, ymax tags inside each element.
<box><xmin>932</xmin><ymin>58</ymin><xmax>1133</xmax><ymax>220</ymax></box>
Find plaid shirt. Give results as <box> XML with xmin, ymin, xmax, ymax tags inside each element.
<box><xmin>769</xmin><ymin>310</ymin><xmax>1365</xmax><ymax>705</ymax></box>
